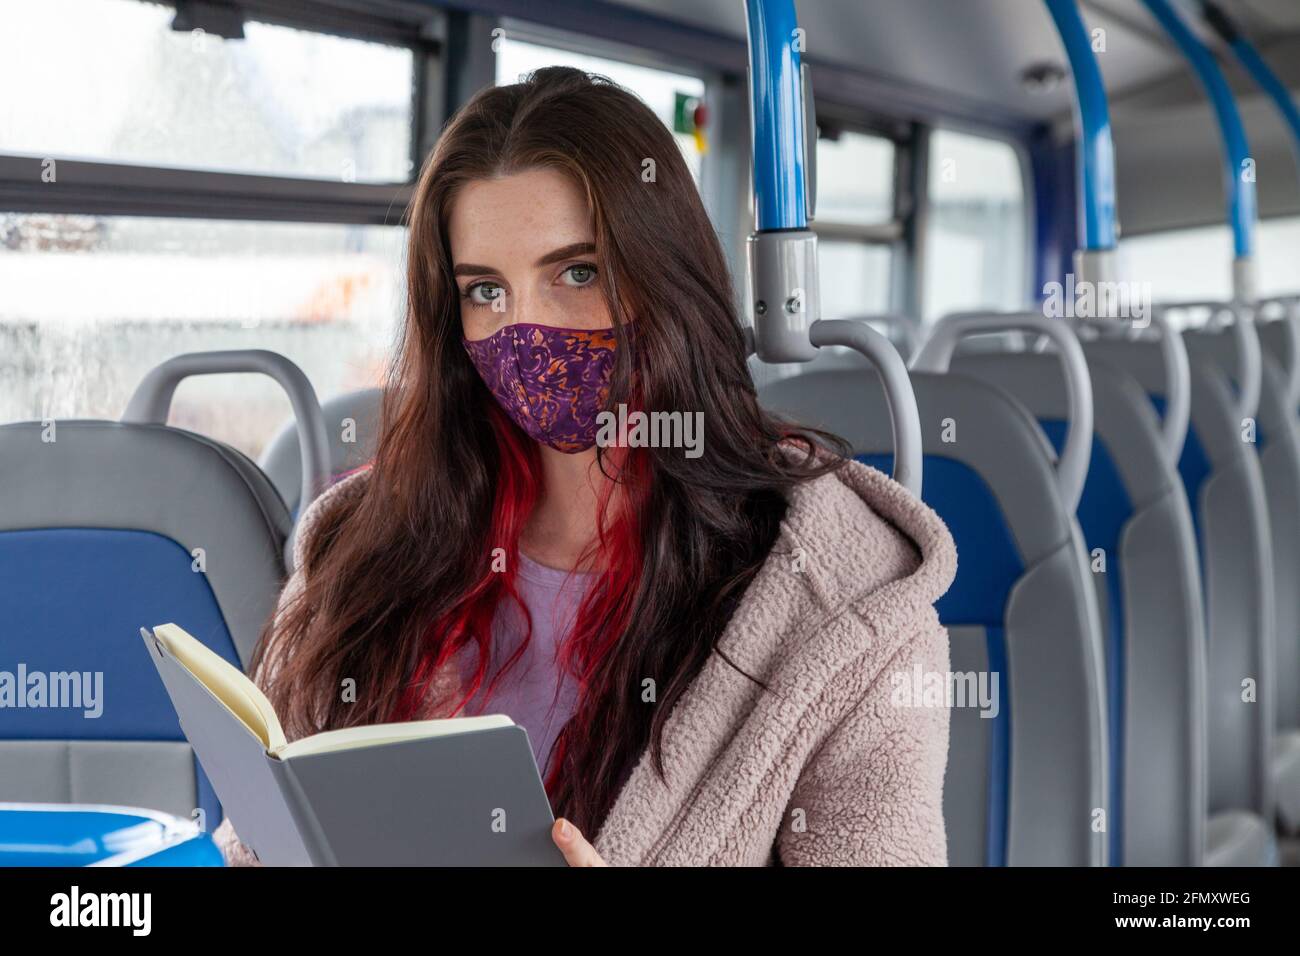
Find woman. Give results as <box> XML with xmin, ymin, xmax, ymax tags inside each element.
<box><xmin>214</xmin><ymin>66</ymin><xmax>956</xmax><ymax>867</ymax></box>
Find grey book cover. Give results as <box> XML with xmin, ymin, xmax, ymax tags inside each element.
<box><xmin>141</xmin><ymin>628</ymin><xmax>566</xmax><ymax>866</ymax></box>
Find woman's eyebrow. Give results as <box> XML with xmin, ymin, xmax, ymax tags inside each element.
<box><xmin>452</xmin><ymin>242</ymin><xmax>596</xmax><ymax>277</ymax></box>
<box><xmin>534</xmin><ymin>241</ymin><xmax>596</xmax><ymax>267</ymax></box>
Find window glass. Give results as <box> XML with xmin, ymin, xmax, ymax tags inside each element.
<box><xmin>0</xmin><ymin>0</ymin><xmax>415</xmax><ymax>183</ymax></box>
<box><xmin>818</xmin><ymin>240</ymin><xmax>892</xmax><ymax>319</ymax></box>
<box><xmin>494</xmin><ymin>37</ymin><xmax>706</xmax><ymax>183</ymax></box>
<box><xmin>1119</xmin><ymin>217</ymin><xmax>1300</xmax><ymax>312</ymax></box>
<box><xmin>0</xmin><ymin>213</ymin><xmax>404</xmax><ymax>459</ymax></box>
<box><xmin>924</xmin><ymin>129</ymin><xmax>1026</xmax><ymax>322</ymax></box>
<box><xmin>815</xmin><ymin>130</ymin><xmax>895</xmax><ymax>225</ymax></box>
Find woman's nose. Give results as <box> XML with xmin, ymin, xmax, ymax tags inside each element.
<box><xmin>508</xmin><ymin>290</ymin><xmax>565</xmax><ymax>328</ymax></box>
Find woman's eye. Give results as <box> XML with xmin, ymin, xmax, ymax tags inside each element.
<box><xmin>466</xmin><ymin>282</ymin><xmax>505</xmax><ymax>306</ymax></box>
<box><xmin>561</xmin><ymin>264</ymin><xmax>597</xmax><ymax>287</ymax></box>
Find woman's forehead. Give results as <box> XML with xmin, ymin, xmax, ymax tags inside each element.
<box><xmin>449</xmin><ymin>168</ymin><xmax>595</xmax><ymax>268</ymax></box>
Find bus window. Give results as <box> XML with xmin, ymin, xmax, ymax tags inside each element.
<box><xmin>814</xmin><ymin>129</ymin><xmax>896</xmax><ymax>318</ymax></box>
<box><xmin>0</xmin><ymin>214</ymin><xmax>403</xmax><ymax>459</ymax></box>
<box><xmin>923</xmin><ymin>129</ymin><xmax>1026</xmax><ymax>322</ymax></box>
<box><xmin>0</xmin><ymin>1</ymin><xmax>417</xmax><ymax>459</ymax></box>
<box><xmin>494</xmin><ymin>37</ymin><xmax>707</xmax><ymax>183</ymax></box>
<box><xmin>1119</xmin><ymin>216</ymin><xmax>1300</xmax><ymax>312</ymax></box>
<box><xmin>1</xmin><ymin>0</ymin><xmax>415</xmax><ymax>183</ymax></box>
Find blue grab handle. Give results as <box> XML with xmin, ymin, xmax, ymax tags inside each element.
<box><xmin>744</xmin><ymin>0</ymin><xmax>808</xmax><ymax>231</ymax></box>
<box><xmin>1044</xmin><ymin>0</ymin><xmax>1117</xmax><ymax>252</ymax></box>
<box><xmin>1229</xmin><ymin>38</ymin><xmax>1300</xmax><ymax>159</ymax></box>
<box><xmin>1200</xmin><ymin>2</ymin><xmax>1300</xmax><ymax>173</ymax></box>
<box><xmin>1141</xmin><ymin>0</ymin><xmax>1256</xmax><ymax>259</ymax></box>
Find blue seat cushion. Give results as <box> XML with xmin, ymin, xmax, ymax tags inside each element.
<box><xmin>0</xmin><ymin>527</ymin><xmax>241</xmax><ymax>827</ymax></box>
<box><xmin>857</xmin><ymin>453</ymin><xmax>1019</xmax><ymax>864</ymax></box>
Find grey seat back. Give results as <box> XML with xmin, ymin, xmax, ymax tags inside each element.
<box><xmin>761</xmin><ymin>369</ymin><xmax>1107</xmax><ymax>865</ymax></box>
<box><xmin>1083</xmin><ymin>337</ymin><xmax>1275</xmax><ymax>825</ymax></box>
<box><xmin>261</xmin><ymin>387</ymin><xmax>382</xmax><ymax>516</ymax></box>
<box><xmin>1185</xmin><ymin>326</ymin><xmax>1300</xmax><ymax>833</ymax></box>
<box><xmin>1193</xmin><ymin>326</ymin><xmax>1300</xmax><ymax>734</ymax></box>
<box><xmin>1257</xmin><ymin>310</ymin><xmax>1300</xmax><ymax>414</ymax></box>
<box><xmin>951</xmin><ymin>352</ymin><xmax>1207</xmax><ymax>865</ymax></box>
<box><xmin>1256</xmin><ymin>314</ymin><xmax>1300</xmax><ymax>731</ymax></box>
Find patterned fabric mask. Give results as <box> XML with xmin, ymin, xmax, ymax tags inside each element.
<box><xmin>462</xmin><ymin>322</ymin><xmax>620</xmax><ymax>453</ymax></box>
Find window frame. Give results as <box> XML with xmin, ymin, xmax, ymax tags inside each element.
<box><xmin>494</xmin><ymin>17</ymin><xmax>719</xmax><ymax>87</ymax></box>
<box><xmin>0</xmin><ymin>0</ymin><xmax>442</xmax><ymax>226</ymax></box>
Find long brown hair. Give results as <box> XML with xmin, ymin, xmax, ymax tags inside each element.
<box><xmin>252</xmin><ymin>66</ymin><xmax>846</xmax><ymax>834</ymax></box>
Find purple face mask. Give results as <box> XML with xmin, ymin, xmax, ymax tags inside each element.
<box><xmin>462</xmin><ymin>322</ymin><xmax>620</xmax><ymax>453</ymax></box>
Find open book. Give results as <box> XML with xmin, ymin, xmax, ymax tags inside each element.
<box><xmin>141</xmin><ymin>623</ymin><xmax>564</xmax><ymax>866</ymax></box>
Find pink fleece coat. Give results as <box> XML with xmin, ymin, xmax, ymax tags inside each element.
<box><xmin>213</xmin><ymin>457</ymin><xmax>956</xmax><ymax>866</ymax></box>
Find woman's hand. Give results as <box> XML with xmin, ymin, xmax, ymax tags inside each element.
<box><xmin>552</xmin><ymin>818</ymin><xmax>608</xmax><ymax>866</ymax></box>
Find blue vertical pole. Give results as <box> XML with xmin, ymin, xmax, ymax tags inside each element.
<box><xmin>1044</xmin><ymin>0</ymin><xmax>1118</xmax><ymax>256</ymax></box>
<box><xmin>744</xmin><ymin>0</ymin><xmax>820</xmax><ymax>363</ymax></box>
<box><xmin>744</xmin><ymin>0</ymin><xmax>807</xmax><ymax>232</ymax></box>
<box><xmin>1141</xmin><ymin>0</ymin><xmax>1257</xmax><ymax>301</ymax></box>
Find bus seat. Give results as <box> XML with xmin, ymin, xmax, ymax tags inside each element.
<box><xmin>1205</xmin><ymin>811</ymin><xmax>1278</xmax><ymax>868</ymax></box>
<box><xmin>1253</xmin><ymin>311</ymin><xmax>1300</xmax><ymax>835</ymax></box>
<box><xmin>1183</xmin><ymin>327</ymin><xmax>1300</xmax><ymax>836</ymax></box>
<box><xmin>1257</xmin><ymin>305</ymin><xmax>1300</xmax><ymax>415</ymax></box>
<box><xmin>1083</xmin><ymin>336</ymin><xmax>1277</xmax><ymax>864</ymax></box>
<box><xmin>260</xmin><ymin>387</ymin><xmax>382</xmax><ymax>516</ymax></box>
<box><xmin>760</xmin><ymin>368</ymin><xmax>1108</xmax><ymax>866</ymax></box>
<box><xmin>949</xmin><ymin>351</ymin><xmax>1207</xmax><ymax>866</ymax></box>
<box><xmin>0</xmin><ymin>350</ymin><xmax>328</xmax><ymax>831</ymax></box>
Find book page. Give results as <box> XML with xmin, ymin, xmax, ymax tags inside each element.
<box><xmin>150</xmin><ymin>623</ymin><xmax>287</xmax><ymax>752</ymax></box>
<box><xmin>275</xmin><ymin>714</ymin><xmax>514</xmax><ymax>760</ymax></box>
